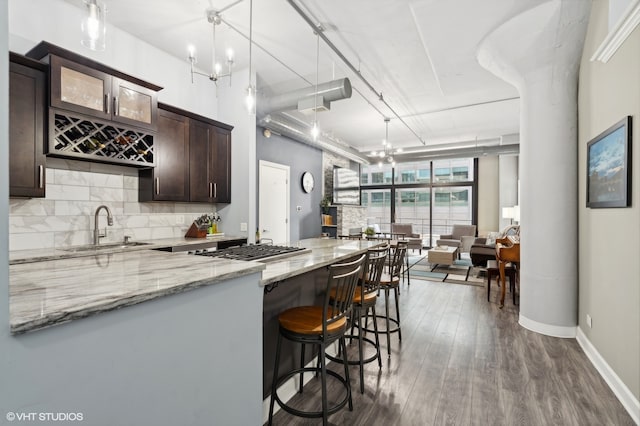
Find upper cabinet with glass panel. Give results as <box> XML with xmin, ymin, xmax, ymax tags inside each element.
<box><xmin>27</xmin><ymin>42</ymin><xmax>161</xmax><ymax>132</ymax></box>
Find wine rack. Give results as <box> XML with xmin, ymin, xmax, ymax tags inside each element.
<box><xmin>49</xmin><ymin>110</ymin><xmax>155</xmax><ymax>167</ymax></box>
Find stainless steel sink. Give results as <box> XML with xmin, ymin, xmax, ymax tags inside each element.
<box><xmin>60</xmin><ymin>241</ymin><xmax>151</xmax><ymax>252</ymax></box>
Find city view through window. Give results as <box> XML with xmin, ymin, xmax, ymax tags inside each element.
<box><xmin>360</xmin><ymin>158</ymin><xmax>476</xmax><ymax>247</ymax></box>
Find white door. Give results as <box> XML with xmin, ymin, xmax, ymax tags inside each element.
<box><xmin>259</xmin><ymin>160</ymin><xmax>290</xmax><ymax>244</ymax></box>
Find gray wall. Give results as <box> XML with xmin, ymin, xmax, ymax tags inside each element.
<box><xmin>0</xmin><ymin>0</ymin><xmax>10</xmax><ymax>418</ymax></box>
<box><xmin>578</xmin><ymin>0</ymin><xmax>640</xmax><ymax>401</ymax></box>
<box><xmin>256</xmin><ymin>130</ymin><xmax>323</xmax><ymax>241</ymax></box>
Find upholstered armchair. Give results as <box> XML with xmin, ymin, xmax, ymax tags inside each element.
<box><xmin>390</xmin><ymin>223</ymin><xmax>423</xmax><ymax>253</ymax></box>
<box><xmin>436</xmin><ymin>224</ymin><xmax>477</xmax><ymax>252</ymax></box>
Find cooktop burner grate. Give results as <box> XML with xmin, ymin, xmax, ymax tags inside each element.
<box><xmin>193</xmin><ymin>244</ymin><xmax>306</xmax><ymax>261</ymax></box>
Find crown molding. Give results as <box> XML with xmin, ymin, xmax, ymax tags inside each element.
<box><xmin>591</xmin><ymin>0</ymin><xmax>640</xmax><ymax>63</ymax></box>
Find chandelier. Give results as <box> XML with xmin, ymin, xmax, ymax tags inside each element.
<box><xmin>188</xmin><ymin>9</ymin><xmax>234</xmax><ymax>86</ymax></box>
<box><xmin>370</xmin><ymin>118</ymin><xmax>402</xmax><ymax>167</ymax></box>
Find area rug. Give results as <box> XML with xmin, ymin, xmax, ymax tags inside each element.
<box><xmin>408</xmin><ymin>255</ymin><xmax>485</xmax><ymax>286</ymax></box>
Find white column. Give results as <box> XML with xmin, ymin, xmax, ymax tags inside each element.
<box><xmin>477</xmin><ymin>0</ymin><xmax>590</xmax><ymax>337</ymax></box>
<box><xmin>518</xmin><ymin>70</ymin><xmax>578</xmax><ymax>336</ymax></box>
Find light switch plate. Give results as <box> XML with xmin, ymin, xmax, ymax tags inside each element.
<box><xmin>240</xmin><ymin>222</ymin><xmax>248</xmax><ymax>232</ymax></box>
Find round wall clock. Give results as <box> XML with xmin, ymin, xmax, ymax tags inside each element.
<box><xmin>301</xmin><ymin>171</ymin><xmax>315</xmax><ymax>193</ymax></box>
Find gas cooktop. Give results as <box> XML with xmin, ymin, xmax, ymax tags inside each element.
<box><xmin>193</xmin><ymin>244</ymin><xmax>307</xmax><ymax>262</ymax></box>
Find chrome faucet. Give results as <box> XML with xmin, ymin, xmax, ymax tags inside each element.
<box><xmin>93</xmin><ymin>205</ymin><xmax>114</xmax><ymax>245</ymax></box>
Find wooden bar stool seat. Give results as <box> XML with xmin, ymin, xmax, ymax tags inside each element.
<box><xmin>268</xmin><ymin>254</ymin><xmax>366</xmax><ymax>426</ymax></box>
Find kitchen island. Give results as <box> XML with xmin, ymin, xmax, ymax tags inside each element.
<box><xmin>6</xmin><ymin>237</ymin><xmax>379</xmax><ymax>426</ymax></box>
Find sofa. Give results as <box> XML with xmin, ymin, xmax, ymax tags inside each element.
<box><xmin>469</xmin><ymin>225</ymin><xmax>520</xmax><ymax>267</ymax></box>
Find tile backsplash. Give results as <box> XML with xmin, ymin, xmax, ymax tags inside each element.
<box><xmin>9</xmin><ymin>158</ymin><xmax>216</xmax><ymax>252</ymax></box>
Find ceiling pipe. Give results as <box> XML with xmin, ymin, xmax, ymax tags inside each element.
<box><xmin>390</xmin><ymin>143</ymin><xmax>520</xmax><ymax>162</ymax></box>
<box><xmin>260</xmin><ymin>114</ymin><xmax>370</xmax><ymax>164</ymax></box>
<box><xmin>259</xmin><ymin>77</ymin><xmax>352</xmax><ymax>115</ymax></box>
<box><xmin>287</xmin><ymin>0</ymin><xmax>427</xmax><ymax>145</ymax></box>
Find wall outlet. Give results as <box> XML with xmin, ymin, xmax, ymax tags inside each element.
<box><xmin>240</xmin><ymin>222</ymin><xmax>248</xmax><ymax>232</ymax></box>
<box><xmin>586</xmin><ymin>314</ymin><xmax>592</xmax><ymax>328</ymax></box>
<box><xmin>176</xmin><ymin>215</ymin><xmax>184</xmax><ymax>225</ymax></box>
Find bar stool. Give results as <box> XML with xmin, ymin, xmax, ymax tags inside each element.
<box><xmin>366</xmin><ymin>241</ymin><xmax>407</xmax><ymax>357</ymax></box>
<box><xmin>327</xmin><ymin>244</ymin><xmax>388</xmax><ymax>393</ymax></box>
<box><xmin>268</xmin><ymin>254</ymin><xmax>366</xmax><ymax>426</ymax></box>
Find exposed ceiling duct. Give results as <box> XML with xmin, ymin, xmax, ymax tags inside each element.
<box><xmin>391</xmin><ymin>143</ymin><xmax>520</xmax><ymax>162</ymax></box>
<box><xmin>259</xmin><ymin>113</ymin><xmax>370</xmax><ymax>164</ymax></box>
<box><xmin>259</xmin><ymin>77</ymin><xmax>352</xmax><ymax>115</ymax></box>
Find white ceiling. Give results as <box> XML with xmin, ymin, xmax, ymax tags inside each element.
<box><xmin>65</xmin><ymin>0</ymin><xmax>560</xmax><ymax>156</ymax></box>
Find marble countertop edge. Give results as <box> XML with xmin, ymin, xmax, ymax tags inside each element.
<box><xmin>11</xmin><ymin>265</ymin><xmax>264</xmax><ymax>335</ymax></box>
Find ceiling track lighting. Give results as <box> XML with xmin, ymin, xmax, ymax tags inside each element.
<box><xmin>81</xmin><ymin>0</ymin><xmax>107</xmax><ymax>51</ymax></box>
<box><xmin>188</xmin><ymin>9</ymin><xmax>234</xmax><ymax>86</ymax></box>
<box><xmin>370</xmin><ymin>118</ymin><xmax>402</xmax><ymax>167</ymax></box>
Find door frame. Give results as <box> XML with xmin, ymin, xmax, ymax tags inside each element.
<box><xmin>258</xmin><ymin>160</ymin><xmax>290</xmax><ymax>244</ymax></box>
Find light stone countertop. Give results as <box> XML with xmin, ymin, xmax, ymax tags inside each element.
<box><xmin>260</xmin><ymin>238</ymin><xmax>382</xmax><ymax>286</ymax></box>
<box><xmin>9</xmin><ymin>237</ymin><xmax>381</xmax><ymax>335</ymax></box>
<box><xmin>9</xmin><ymin>249</ymin><xmax>264</xmax><ymax>335</ymax></box>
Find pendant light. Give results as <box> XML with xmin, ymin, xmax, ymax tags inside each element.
<box><xmin>188</xmin><ymin>10</ymin><xmax>234</xmax><ymax>87</ymax></box>
<box><xmin>245</xmin><ymin>0</ymin><xmax>256</xmax><ymax>114</ymax></box>
<box><xmin>81</xmin><ymin>0</ymin><xmax>107</xmax><ymax>51</ymax></box>
<box><xmin>372</xmin><ymin>118</ymin><xmax>402</xmax><ymax>167</ymax></box>
<box><xmin>311</xmin><ymin>31</ymin><xmax>320</xmax><ymax>140</ymax></box>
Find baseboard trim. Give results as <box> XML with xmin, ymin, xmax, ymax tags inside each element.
<box><xmin>518</xmin><ymin>314</ymin><xmax>577</xmax><ymax>338</ymax></box>
<box><xmin>576</xmin><ymin>327</ymin><xmax>640</xmax><ymax>424</ymax></box>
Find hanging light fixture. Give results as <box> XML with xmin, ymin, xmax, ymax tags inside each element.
<box><xmin>370</xmin><ymin>118</ymin><xmax>402</xmax><ymax>167</ymax></box>
<box><xmin>245</xmin><ymin>0</ymin><xmax>256</xmax><ymax>114</ymax></box>
<box><xmin>81</xmin><ymin>0</ymin><xmax>107</xmax><ymax>51</ymax></box>
<box><xmin>311</xmin><ymin>30</ymin><xmax>320</xmax><ymax>140</ymax></box>
<box><xmin>188</xmin><ymin>9</ymin><xmax>234</xmax><ymax>86</ymax></box>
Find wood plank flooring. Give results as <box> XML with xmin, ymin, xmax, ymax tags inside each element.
<box><xmin>268</xmin><ymin>277</ymin><xmax>634</xmax><ymax>425</ymax></box>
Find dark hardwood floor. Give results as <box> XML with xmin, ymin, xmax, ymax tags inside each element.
<box><xmin>268</xmin><ymin>277</ymin><xmax>634</xmax><ymax>425</ymax></box>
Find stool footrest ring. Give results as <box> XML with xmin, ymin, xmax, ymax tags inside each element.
<box><xmin>272</xmin><ymin>367</ymin><xmax>351</xmax><ymax>418</ymax></box>
<box><xmin>325</xmin><ymin>334</ymin><xmax>380</xmax><ymax>366</ymax></box>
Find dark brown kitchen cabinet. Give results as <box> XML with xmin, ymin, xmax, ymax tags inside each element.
<box><xmin>138</xmin><ymin>107</ymin><xmax>190</xmax><ymax>202</ymax></box>
<box><xmin>9</xmin><ymin>53</ymin><xmax>47</xmax><ymax>198</ymax></box>
<box><xmin>138</xmin><ymin>103</ymin><xmax>232</xmax><ymax>204</ymax></box>
<box><xmin>189</xmin><ymin>120</ymin><xmax>232</xmax><ymax>204</ymax></box>
<box><xmin>27</xmin><ymin>41</ymin><xmax>161</xmax><ymax>132</ymax></box>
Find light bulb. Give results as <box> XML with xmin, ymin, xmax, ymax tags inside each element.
<box><xmin>245</xmin><ymin>86</ymin><xmax>256</xmax><ymax>114</ymax></box>
<box><xmin>214</xmin><ymin>62</ymin><xmax>222</xmax><ymax>75</ymax></box>
<box><xmin>378</xmin><ymin>161</ymin><xmax>383</xmax><ymax>168</ymax></box>
<box><xmin>396</xmin><ymin>147</ymin><xmax>403</xmax><ymax>153</ymax></box>
<box><xmin>188</xmin><ymin>44</ymin><xmax>196</xmax><ymax>60</ymax></box>
<box><xmin>226</xmin><ymin>48</ymin><xmax>234</xmax><ymax>62</ymax></box>
<box><xmin>311</xmin><ymin>122</ymin><xmax>320</xmax><ymax>140</ymax></box>
<box><xmin>379</xmin><ymin>152</ymin><xmax>385</xmax><ymax>158</ymax></box>
<box><xmin>371</xmin><ymin>151</ymin><xmax>377</xmax><ymax>156</ymax></box>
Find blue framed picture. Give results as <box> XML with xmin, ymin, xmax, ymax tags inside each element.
<box><xmin>586</xmin><ymin>116</ymin><xmax>632</xmax><ymax>208</ymax></box>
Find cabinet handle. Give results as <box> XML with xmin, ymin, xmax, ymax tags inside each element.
<box><xmin>113</xmin><ymin>96</ymin><xmax>119</xmax><ymax>116</ymax></box>
<box><xmin>155</xmin><ymin>177</ymin><xmax>159</xmax><ymax>195</ymax></box>
<box><xmin>209</xmin><ymin>182</ymin><xmax>213</xmax><ymax>198</ymax></box>
<box><xmin>38</xmin><ymin>165</ymin><xmax>44</xmax><ymax>189</ymax></box>
<box><xmin>214</xmin><ymin>183</ymin><xmax>217</xmax><ymax>198</ymax></box>
<box><xmin>105</xmin><ymin>93</ymin><xmax>110</xmax><ymax>114</ymax></box>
